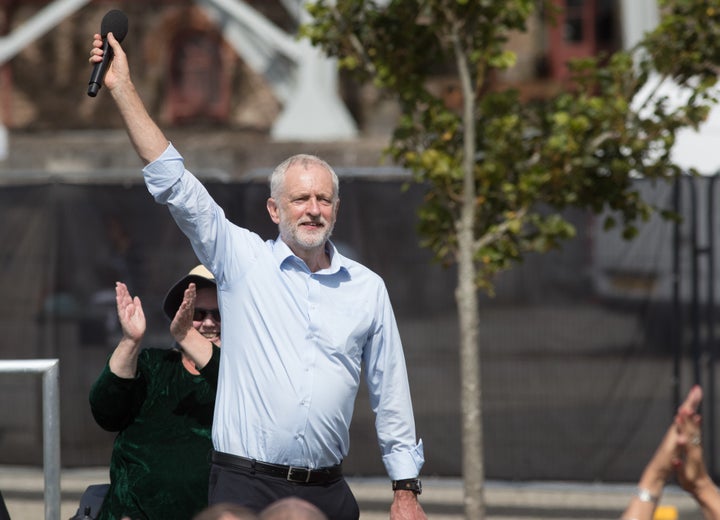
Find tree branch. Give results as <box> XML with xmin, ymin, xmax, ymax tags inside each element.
<box><xmin>474</xmin><ymin>207</ymin><xmax>528</xmax><ymax>250</ymax></box>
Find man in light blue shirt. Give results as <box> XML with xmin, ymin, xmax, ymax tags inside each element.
<box><xmin>90</xmin><ymin>30</ymin><xmax>426</xmax><ymax>520</ymax></box>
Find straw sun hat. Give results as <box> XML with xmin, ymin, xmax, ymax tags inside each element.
<box><xmin>162</xmin><ymin>265</ymin><xmax>216</xmax><ymax>320</ymax></box>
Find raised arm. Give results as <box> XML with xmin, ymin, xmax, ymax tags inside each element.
<box><xmin>620</xmin><ymin>385</ymin><xmax>710</xmax><ymax>520</ymax></box>
<box><xmin>674</xmin><ymin>387</ymin><xmax>720</xmax><ymax>520</ymax></box>
<box><xmin>88</xmin><ymin>32</ymin><xmax>169</xmax><ymax>164</ymax></box>
<box><xmin>170</xmin><ymin>283</ymin><xmax>215</xmax><ymax>369</ymax></box>
<box><xmin>108</xmin><ymin>281</ymin><xmax>146</xmax><ymax>378</ymax></box>
<box><xmin>88</xmin><ymin>281</ymin><xmax>148</xmax><ymax>431</ymax></box>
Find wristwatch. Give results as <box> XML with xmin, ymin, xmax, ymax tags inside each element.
<box><xmin>392</xmin><ymin>478</ymin><xmax>422</xmax><ymax>495</ymax></box>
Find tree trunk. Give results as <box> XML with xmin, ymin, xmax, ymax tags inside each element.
<box><xmin>451</xmin><ymin>20</ymin><xmax>485</xmax><ymax>520</ymax></box>
<box><xmin>456</xmin><ymin>241</ymin><xmax>484</xmax><ymax>519</ymax></box>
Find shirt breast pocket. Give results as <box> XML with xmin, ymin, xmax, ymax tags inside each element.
<box><xmin>321</xmin><ymin>303</ymin><xmax>373</xmax><ymax>360</ymax></box>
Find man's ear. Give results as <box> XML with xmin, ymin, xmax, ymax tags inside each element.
<box><xmin>267</xmin><ymin>197</ymin><xmax>280</xmax><ymax>224</ymax></box>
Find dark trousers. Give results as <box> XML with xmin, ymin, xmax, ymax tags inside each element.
<box><xmin>0</xmin><ymin>491</ymin><xmax>8</xmax><ymax>520</ymax></box>
<box><xmin>208</xmin><ymin>462</ymin><xmax>360</xmax><ymax>520</ymax></box>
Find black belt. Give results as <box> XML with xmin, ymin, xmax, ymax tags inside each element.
<box><xmin>211</xmin><ymin>450</ymin><xmax>343</xmax><ymax>484</ymax></box>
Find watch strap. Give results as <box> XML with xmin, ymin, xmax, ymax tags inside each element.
<box><xmin>392</xmin><ymin>478</ymin><xmax>422</xmax><ymax>494</ymax></box>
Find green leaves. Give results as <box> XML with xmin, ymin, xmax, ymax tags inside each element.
<box><xmin>644</xmin><ymin>0</ymin><xmax>720</xmax><ymax>84</ymax></box>
<box><xmin>303</xmin><ymin>0</ymin><xmax>720</xmax><ymax>294</ymax></box>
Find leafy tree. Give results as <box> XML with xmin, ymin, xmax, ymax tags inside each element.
<box><xmin>303</xmin><ymin>1</ymin><xmax>720</xmax><ymax>518</ymax></box>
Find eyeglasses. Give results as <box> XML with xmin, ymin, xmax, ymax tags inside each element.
<box><xmin>193</xmin><ymin>308</ymin><xmax>221</xmax><ymax>322</ymax></box>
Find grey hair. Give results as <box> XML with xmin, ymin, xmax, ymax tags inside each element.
<box><xmin>269</xmin><ymin>154</ymin><xmax>340</xmax><ymax>200</ymax></box>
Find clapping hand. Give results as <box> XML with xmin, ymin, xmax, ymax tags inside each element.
<box><xmin>170</xmin><ymin>283</ymin><xmax>196</xmax><ymax>343</ymax></box>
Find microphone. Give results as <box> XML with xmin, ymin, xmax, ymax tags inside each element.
<box><xmin>87</xmin><ymin>9</ymin><xmax>128</xmax><ymax>97</ymax></box>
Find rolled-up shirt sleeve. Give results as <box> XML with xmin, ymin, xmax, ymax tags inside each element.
<box><xmin>382</xmin><ymin>439</ymin><xmax>425</xmax><ymax>480</ymax></box>
<box><xmin>143</xmin><ymin>143</ymin><xmax>231</xmax><ymax>279</ymax></box>
<box><xmin>143</xmin><ymin>144</ymin><xmax>186</xmax><ymax>198</ymax></box>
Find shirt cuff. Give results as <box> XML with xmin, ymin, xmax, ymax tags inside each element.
<box><xmin>142</xmin><ymin>142</ymin><xmax>185</xmax><ymax>198</ymax></box>
<box><xmin>383</xmin><ymin>438</ymin><xmax>424</xmax><ymax>480</ymax></box>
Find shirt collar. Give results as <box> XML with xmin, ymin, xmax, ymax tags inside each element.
<box><xmin>272</xmin><ymin>236</ymin><xmax>349</xmax><ymax>276</ymax></box>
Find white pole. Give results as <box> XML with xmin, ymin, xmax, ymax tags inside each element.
<box><xmin>0</xmin><ymin>0</ymin><xmax>91</xmax><ymax>65</ymax></box>
<box><xmin>0</xmin><ymin>360</ymin><xmax>61</xmax><ymax>520</ymax></box>
<box><xmin>0</xmin><ymin>123</ymin><xmax>7</xmax><ymax>161</ymax></box>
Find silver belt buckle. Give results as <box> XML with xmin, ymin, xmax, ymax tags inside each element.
<box><xmin>286</xmin><ymin>466</ymin><xmax>312</xmax><ymax>483</ymax></box>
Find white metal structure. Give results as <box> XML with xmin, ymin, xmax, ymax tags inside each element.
<box><xmin>0</xmin><ymin>359</ymin><xmax>60</xmax><ymax>520</ymax></box>
<box><xmin>0</xmin><ymin>0</ymin><xmax>91</xmax><ymax>65</ymax></box>
<box><xmin>198</xmin><ymin>0</ymin><xmax>357</xmax><ymax>140</ymax></box>
<box><xmin>620</xmin><ymin>0</ymin><xmax>720</xmax><ymax>175</ymax></box>
<box><xmin>0</xmin><ymin>0</ymin><xmax>357</xmax><ymax>143</ymax></box>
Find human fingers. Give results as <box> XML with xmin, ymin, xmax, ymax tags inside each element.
<box><xmin>89</xmin><ymin>48</ymin><xmax>104</xmax><ymax>62</ymax></box>
<box><xmin>678</xmin><ymin>385</ymin><xmax>703</xmax><ymax>416</ymax></box>
<box><xmin>171</xmin><ymin>294</ymin><xmax>194</xmax><ymax>341</ymax></box>
<box><xmin>104</xmin><ymin>32</ymin><xmax>130</xmax><ymax>86</ymax></box>
<box><xmin>89</xmin><ymin>34</ymin><xmax>104</xmax><ymax>63</ymax></box>
<box><xmin>124</xmin><ymin>296</ymin><xmax>146</xmax><ymax>339</ymax></box>
<box><xmin>679</xmin><ymin>413</ymin><xmax>702</xmax><ymax>449</ymax></box>
<box><xmin>674</xmin><ymin>386</ymin><xmax>702</xmax><ymax>442</ymax></box>
<box><xmin>177</xmin><ymin>284</ymin><xmax>196</xmax><ymax>314</ymax></box>
<box><xmin>132</xmin><ymin>295</ymin><xmax>144</xmax><ymax>314</ymax></box>
<box><xmin>675</xmin><ymin>416</ymin><xmax>706</xmax><ymax>492</ymax></box>
<box><xmin>106</xmin><ymin>32</ymin><xmax>125</xmax><ymax>58</ymax></box>
<box><xmin>115</xmin><ymin>282</ymin><xmax>130</xmax><ymax>305</ymax></box>
<box><xmin>653</xmin><ymin>423</ymin><xmax>683</xmax><ymax>477</ymax></box>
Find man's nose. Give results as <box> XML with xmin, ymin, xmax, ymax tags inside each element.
<box><xmin>306</xmin><ymin>198</ymin><xmax>320</xmax><ymax>214</ymax></box>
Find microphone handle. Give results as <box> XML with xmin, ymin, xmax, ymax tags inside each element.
<box><xmin>87</xmin><ymin>38</ymin><xmax>114</xmax><ymax>97</ymax></box>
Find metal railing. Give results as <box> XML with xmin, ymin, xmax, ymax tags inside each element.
<box><xmin>0</xmin><ymin>359</ymin><xmax>60</xmax><ymax>520</ymax></box>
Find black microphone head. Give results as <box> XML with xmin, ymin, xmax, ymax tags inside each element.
<box><xmin>100</xmin><ymin>10</ymin><xmax>128</xmax><ymax>42</ymax></box>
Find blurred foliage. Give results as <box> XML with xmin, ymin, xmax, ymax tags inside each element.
<box><xmin>303</xmin><ymin>0</ymin><xmax>720</xmax><ymax>293</ymax></box>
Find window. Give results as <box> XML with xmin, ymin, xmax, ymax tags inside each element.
<box><xmin>167</xmin><ymin>29</ymin><xmax>230</xmax><ymax>124</ymax></box>
<box><xmin>545</xmin><ymin>0</ymin><xmax>618</xmax><ymax>81</ymax></box>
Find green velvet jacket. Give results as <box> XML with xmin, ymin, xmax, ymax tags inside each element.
<box><xmin>89</xmin><ymin>345</ymin><xmax>220</xmax><ymax>520</ymax></box>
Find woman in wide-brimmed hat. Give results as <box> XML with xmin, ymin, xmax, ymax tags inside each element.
<box><xmin>88</xmin><ymin>265</ymin><xmax>221</xmax><ymax>520</ymax></box>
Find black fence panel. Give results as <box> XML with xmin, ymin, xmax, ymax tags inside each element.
<box><xmin>0</xmin><ymin>175</ymin><xmax>715</xmax><ymax>482</ymax></box>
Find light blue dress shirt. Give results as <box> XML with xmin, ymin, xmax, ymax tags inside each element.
<box><xmin>143</xmin><ymin>144</ymin><xmax>424</xmax><ymax>480</ymax></box>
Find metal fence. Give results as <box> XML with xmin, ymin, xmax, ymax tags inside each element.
<box><xmin>0</xmin><ymin>360</ymin><xmax>60</xmax><ymax>520</ymax></box>
<box><xmin>2</xmin><ymin>175</ymin><xmax>720</xmax><ymax>483</ymax></box>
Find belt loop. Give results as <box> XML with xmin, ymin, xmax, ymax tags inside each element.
<box><xmin>250</xmin><ymin>458</ymin><xmax>256</xmax><ymax>475</ymax></box>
